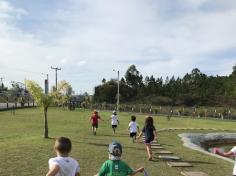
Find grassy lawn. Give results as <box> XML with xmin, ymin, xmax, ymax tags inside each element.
<box><xmin>0</xmin><ymin>108</ymin><xmax>235</xmax><ymax>176</ymax></box>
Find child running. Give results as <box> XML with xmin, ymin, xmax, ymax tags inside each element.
<box><xmin>109</xmin><ymin>111</ymin><xmax>119</xmax><ymax>134</ymax></box>
<box><xmin>46</xmin><ymin>137</ymin><xmax>80</xmax><ymax>176</ymax></box>
<box><xmin>90</xmin><ymin>110</ymin><xmax>103</xmax><ymax>135</ymax></box>
<box><xmin>128</xmin><ymin>115</ymin><xmax>139</xmax><ymax>143</ymax></box>
<box><xmin>215</xmin><ymin>146</ymin><xmax>236</xmax><ymax>176</ymax></box>
<box><xmin>94</xmin><ymin>141</ymin><xmax>144</xmax><ymax>176</ymax></box>
<box><xmin>137</xmin><ymin>116</ymin><xmax>157</xmax><ymax>161</ymax></box>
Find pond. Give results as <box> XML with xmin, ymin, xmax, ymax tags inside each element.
<box><xmin>179</xmin><ymin>133</ymin><xmax>236</xmax><ymax>163</ymax></box>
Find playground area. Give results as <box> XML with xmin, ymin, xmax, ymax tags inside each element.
<box><xmin>0</xmin><ymin>108</ymin><xmax>235</xmax><ymax>176</ymax></box>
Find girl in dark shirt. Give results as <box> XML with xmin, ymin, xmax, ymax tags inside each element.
<box><xmin>137</xmin><ymin>116</ymin><xmax>157</xmax><ymax>161</ymax></box>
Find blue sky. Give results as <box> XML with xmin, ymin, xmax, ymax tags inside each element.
<box><xmin>0</xmin><ymin>0</ymin><xmax>236</xmax><ymax>94</ymax></box>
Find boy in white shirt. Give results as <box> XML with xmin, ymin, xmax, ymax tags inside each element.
<box><xmin>46</xmin><ymin>137</ymin><xmax>80</xmax><ymax>176</ymax></box>
<box><xmin>109</xmin><ymin>111</ymin><xmax>119</xmax><ymax>134</ymax></box>
<box><xmin>215</xmin><ymin>146</ymin><xmax>236</xmax><ymax>176</ymax></box>
<box><xmin>128</xmin><ymin>115</ymin><xmax>139</xmax><ymax>143</ymax></box>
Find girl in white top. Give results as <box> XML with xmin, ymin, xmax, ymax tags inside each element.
<box><xmin>128</xmin><ymin>115</ymin><xmax>139</xmax><ymax>143</ymax></box>
<box><xmin>46</xmin><ymin>137</ymin><xmax>80</xmax><ymax>176</ymax></box>
<box><xmin>109</xmin><ymin>111</ymin><xmax>119</xmax><ymax>134</ymax></box>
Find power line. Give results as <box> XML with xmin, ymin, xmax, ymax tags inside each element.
<box><xmin>51</xmin><ymin>66</ymin><xmax>61</xmax><ymax>90</ymax></box>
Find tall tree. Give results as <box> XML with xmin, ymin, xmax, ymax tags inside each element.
<box><xmin>125</xmin><ymin>65</ymin><xmax>143</xmax><ymax>88</ymax></box>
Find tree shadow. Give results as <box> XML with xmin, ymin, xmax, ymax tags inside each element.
<box><xmin>102</xmin><ymin>134</ymin><xmax>127</xmax><ymax>138</ymax></box>
<box><xmin>87</xmin><ymin>142</ymin><xmax>108</xmax><ymax>147</ymax></box>
<box><xmin>184</xmin><ymin>160</ymin><xmax>215</xmax><ymax>165</ymax></box>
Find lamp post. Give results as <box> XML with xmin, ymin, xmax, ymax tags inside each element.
<box><xmin>42</xmin><ymin>73</ymin><xmax>49</xmax><ymax>95</ymax></box>
<box><xmin>113</xmin><ymin>69</ymin><xmax>120</xmax><ymax>112</ymax></box>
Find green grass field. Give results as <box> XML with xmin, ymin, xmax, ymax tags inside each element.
<box><xmin>0</xmin><ymin>108</ymin><xmax>235</xmax><ymax>176</ymax></box>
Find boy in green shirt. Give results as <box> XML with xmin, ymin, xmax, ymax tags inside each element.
<box><xmin>94</xmin><ymin>141</ymin><xmax>144</xmax><ymax>176</ymax></box>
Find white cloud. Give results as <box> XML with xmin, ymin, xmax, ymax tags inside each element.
<box><xmin>76</xmin><ymin>61</ymin><xmax>86</xmax><ymax>66</ymax></box>
<box><xmin>60</xmin><ymin>58</ymin><xmax>68</xmax><ymax>64</ymax></box>
<box><xmin>0</xmin><ymin>0</ymin><xmax>235</xmax><ymax>93</ymax></box>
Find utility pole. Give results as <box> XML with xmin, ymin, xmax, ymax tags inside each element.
<box><xmin>42</xmin><ymin>73</ymin><xmax>49</xmax><ymax>94</ymax></box>
<box><xmin>113</xmin><ymin>70</ymin><xmax>120</xmax><ymax>112</ymax></box>
<box><xmin>51</xmin><ymin>67</ymin><xmax>61</xmax><ymax>90</ymax></box>
<box><xmin>0</xmin><ymin>77</ymin><xmax>4</xmax><ymax>89</ymax></box>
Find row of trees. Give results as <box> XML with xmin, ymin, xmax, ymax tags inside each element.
<box><xmin>94</xmin><ymin>64</ymin><xmax>236</xmax><ymax>106</ymax></box>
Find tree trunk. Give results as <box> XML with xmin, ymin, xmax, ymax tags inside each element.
<box><xmin>44</xmin><ymin>107</ymin><xmax>49</xmax><ymax>138</ymax></box>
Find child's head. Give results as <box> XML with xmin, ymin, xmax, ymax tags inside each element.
<box><xmin>145</xmin><ymin>116</ymin><xmax>154</xmax><ymax>128</ymax></box>
<box><xmin>94</xmin><ymin>110</ymin><xmax>98</xmax><ymax>115</ymax></box>
<box><xmin>112</xmin><ymin>110</ymin><xmax>117</xmax><ymax>115</ymax></box>
<box><xmin>131</xmin><ymin>115</ymin><xmax>136</xmax><ymax>122</ymax></box>
<box><xmin>108</xmin><ymin>141</ymin><xmax>122</xmax><ymax>160</ymax></box>
<box><xmin>54</xmin><ymin>137</ymin><xmax>72</xmax><ymax>155</ymax></box>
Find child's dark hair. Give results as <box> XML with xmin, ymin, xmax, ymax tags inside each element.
<box><xmin>145</xmin><ymin>116</ymin><xmax>154</xmax><ymax>128</ymax></box>
<box><xmin>131</xmin><ymin>115</ymin><xmax>136</xmax><ymax>122</ymax></box>
<box><xmin>55</xmin><ymin>137</ymin><xmax>72</xmax><ymax>154</ymax></box>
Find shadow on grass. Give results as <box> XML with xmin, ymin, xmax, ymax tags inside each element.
<box><xmin>123</xmin><ymin>146</ymin><xmax>146</xmax><ymax>151</ymax></box>
<box><xmin>87</xmin><ymin>142</ymin><xmax>108</xmax><ymax>147</ymax></box>
<box><xmin>102</xmin><ymin>134</ymin><xmax>127</xmax><ymax>138</ymax></box>
<box><xmin>184</xmin><ymin>160</ymin><xmax>215</xmax><ymax>165</ymax></box>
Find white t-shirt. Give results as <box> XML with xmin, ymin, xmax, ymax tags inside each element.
<box><xmin>49</xmin><ymin>156</ymin><xmax>80</xmax><ymax>176</ymax></box>
<box><xmin>111</xmin><ymin>115</ymin><xmax>119</xmax><ymax>125</ymax></box>
<box><xmin>128</xmin><ymin>121</ymin><xmax>138</xmax><ymax>133</ymax></box>
<box><xmin>230</xmin><ymin>146</ymin><xmax>236</xmax><ymax>175</ymax></box>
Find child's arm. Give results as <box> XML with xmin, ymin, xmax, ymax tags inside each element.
<box><xmin>75</xmin><ymin>173</ymin><xmax>80</xmax><ymax>176</ymax></box>
<box><xmin>99</xmin><ymin>116</ymin><xmax>104</xmax><ymax>121</ymax></box>
<box><xmin>129</xmin><ymin>167</ymin><xmax>144</xmax><ymax>176</ymax></box>
<box><xmin>136</xmin><ymin>132</ymin><xmax>143</xmax><ymax>140</ymax></box>
<box><xmin>46</xmin><ymin>165</ymin><xmax>60</xmax><ymax>176</ymax></box>
<box><xmin>127</xmin><ymin>125</ymin><xmax>130</xmax><ymax>131</ymax></box>
<box><xmin>215</xmin><ymin>149</ymin><xmax>234</xmax><ymax>157</ymax></box>
<box><xmin>153</xmin><ymin>130</ymin><xmax>158</xmax><ymax>141</ymax></box>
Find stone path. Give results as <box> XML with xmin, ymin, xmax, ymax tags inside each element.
<box><xmin>140</xmin><ymin>135</ymin><xmax>208</xmax><ymax>175</ymax></box>
<box><xmin>181</xmin><ymin>171</ymin><xmax>208</xmax><ymax>176</ymax></box>
<box><xmin>156</xmin><ymin>155</ymin><xmax>180</xmax><ymax>160</ymax></box>
<box><xmin>154</xmin><ymin>150</ymin><xmax>173</xmax><ymax>154</ymax></box>
<box><xmin>151</xmin><ymin>146</ymin><xmax>164</xmax><ymax>149</ymax></box>
<box><xmin>167</xmin><ymin>162</ymin><xmax>193</xmax><ymax>167</ymax></box>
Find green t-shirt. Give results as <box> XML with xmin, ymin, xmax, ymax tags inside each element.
<box><xmin>98</xmin><ymin>160</ymin><xmax>134</xmax><ymax>176</ymax></box>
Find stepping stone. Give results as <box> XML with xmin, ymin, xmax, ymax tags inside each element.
<box><xmin>151</xmin><ymin>146</ymin><xmax>164</xmax><ymax>149</ymax></box>
<box><xmin>151</xmin><ymin>140</ymin><xmax>158</xmax><ymax>143</ymax></box>
<box><xmin>151</xmin><ymin>143</ymin><xmax>161</xmax><ymax>146</ymax></box>
<box><xmin>157</xmin><ymin>155</ymin><xmax>180</xmax><ymax>160</ymax></box>
<box><xmin>167</xmin><ymin>162</ymin><xmax>193</xmax><ymax>167</ymax></box>
<box><xmin>181</xmin><ymin>171</ymin><xmax>208</xmax><ymax>176</ymax></box>
<box><xmin>155</xmin><ymin>150</ymin><xmax>173</xmax><ymax>154</ymax></box>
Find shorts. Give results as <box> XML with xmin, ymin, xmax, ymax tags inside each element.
<box><xmin>144</xmin><ymin>138</ymin><xmax>154</xmax><ymax>144</ymax></box>
<box><xmin>130</xmin><ymin>132</ymin><xmax>137</xmax><ymax>138</ymax></box>
<box><xmin>112</xmin><ymin>125</ymin><xmax>117</xmax><ymax>128</ymax></box>
<box><xmin>92</xmin><ymin>123</ymin><xmax>98</xmax><ymax>128</ymax></box>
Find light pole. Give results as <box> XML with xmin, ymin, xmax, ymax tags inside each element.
<box><xmin>42</xmin><ymin>73</ymin><xmax>49</xmax><ymax>95</ymax></box>
<box><xmin>113</xmin><ymin>69</ymin><xmax>120</xmax><ymax>112</ymax></box>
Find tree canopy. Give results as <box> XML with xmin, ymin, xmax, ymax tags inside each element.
<box><xmin>94</xmin><ymin>64</ymin><xmax>236</xmax><ymax>107</ymax></box>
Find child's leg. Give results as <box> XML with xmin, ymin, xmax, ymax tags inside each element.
<box><xmin>146</xmin><ymin>144</ymin><xmax>152</xmax><ymax>160</ymax></box>
<box><xmin>132</xmin><ymin>133</ymin><xmax>137</xmax><ymax>143</ymax></box>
